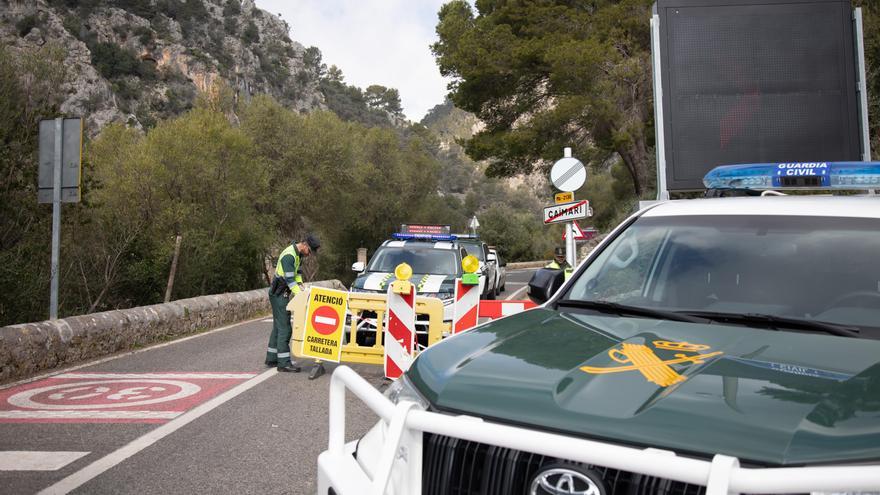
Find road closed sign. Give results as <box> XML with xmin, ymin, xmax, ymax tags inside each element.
<box><xmin>300</xmin><ymin>287</ymin><xmax>349</xmax><ymax>362</ymax></box>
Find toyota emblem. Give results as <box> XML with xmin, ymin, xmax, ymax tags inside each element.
<box><xmin>528</xmin><ymin>466</ymin><xmax>605</xmax><ymax>495</ymax></box>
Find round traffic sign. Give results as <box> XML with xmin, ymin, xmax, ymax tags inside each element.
<box><xmin>311</xmin><ymin>305</ymin><xmax>340</xmax><ymax>335</ymax></box>
<box><xmin>550</xmin><ymin>157</ymin><xmax>586</xmax><ymax>191</ymax></box>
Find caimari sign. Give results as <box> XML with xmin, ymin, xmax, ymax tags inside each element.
<box><xmin>300</xmin><ymin>287</ymin><xmax>349</xmax><ymax>362</ymax></box>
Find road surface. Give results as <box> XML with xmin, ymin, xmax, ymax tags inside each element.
<box><xmin>0</xmin><ymin>268</ymin><xmax>537</xmax><ymax>494</ymax></box>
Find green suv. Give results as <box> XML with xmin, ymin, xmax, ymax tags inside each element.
<box><xmin>319</xmin><ymin>172</ymin><xmax>880</xmax><ymax>494</ymax></box>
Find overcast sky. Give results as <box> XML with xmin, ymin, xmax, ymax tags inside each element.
<box><xmin>254</xmin><ymin>0</ymin><xmax>453</xmax><ymax>122</ymax></box>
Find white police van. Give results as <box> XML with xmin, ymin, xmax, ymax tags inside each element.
<box><xmin>321</xmin><ymin>162</ymin><xmax>880</xmax><ymax>495</ymax></box>
<box><xmin>349</xmin><ymin>225</ymin><xmax>470</xmax><ymax>346</ymax></box>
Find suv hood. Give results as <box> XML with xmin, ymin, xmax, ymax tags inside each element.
<box><xmin>352</xmin><ymin>271</ymin><xmax>455</xmax><ymax>293</ymax></box>
<box><xmin>409</xmin><ymin>308</ymin><xmax>880</xmax><ymax>465</ymax></box>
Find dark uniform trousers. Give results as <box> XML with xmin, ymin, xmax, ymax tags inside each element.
<box><xmin>266</xmin><ymin>290</ymin><xmax>294</xmax><ymax>366</ymax></box>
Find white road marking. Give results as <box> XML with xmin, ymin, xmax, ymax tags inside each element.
<box><xmin>37</xmin><ymin>368</ymin><xmax>278</xmax><ymax>495</ymax></box>
<box><xmin>505</xmin><ymin>285</ymin><xmax>529</xmax><ymax>300</ymax></box>
<box><xmin>0</xmin><ymin>411</ymin><xmax>181</xmax><ymax>420</ymax></box>
<box><xmin>56</xmin><ymin>373</ymin><xmax>257</xmax><ymax>380</ymax></box>
<box><xmin>0</xmin><ymin>451</ymin><xmax>89</xmax><ymax>471</ymax></box>
<box><xmin>0</xmin><ymin>316</ymin><xmax>268</xmax><ymax>391</ymax></box>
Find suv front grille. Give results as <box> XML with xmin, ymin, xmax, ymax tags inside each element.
<box><xmin>421</xmin><ymin>433</ymin><xmax>806</xmax><ymax>495</ymax></box>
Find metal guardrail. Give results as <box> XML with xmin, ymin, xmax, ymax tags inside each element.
<box><xmin>321</xmin><ymin>365</ymin><xmax>880</xmax><ymax>495</ymax></box>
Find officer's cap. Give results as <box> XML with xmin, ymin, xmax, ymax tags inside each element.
<box><xmin>306</xmin><ymin>234</ymin><xmax>321</xmax><ymax>253</ymax></box>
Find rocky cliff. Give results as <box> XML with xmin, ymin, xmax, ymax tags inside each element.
<box><xmin>0</xmin><ymin>0</ymin><xmax>324</xmax><ymax>134</ymax></box>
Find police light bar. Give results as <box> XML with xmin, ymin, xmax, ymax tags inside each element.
<box><xmin>703</xmin><ymin>162</ymin><xmax>880</xmax><ymax>190</ymax></box>
<box><xmin>400</xmin><ymin>224</ymin><xmax>451</xmax><ymax>235</ymax></box>
<box><xmin>391</xmin><ymin>233</ymin><xmax>458</xmax><ymax>241</ymax></box>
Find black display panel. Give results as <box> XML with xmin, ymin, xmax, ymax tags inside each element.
<box><xmin>657</xmin><ymin>0</ymin><xmax>860</xmax><ymax>191</ymax></box>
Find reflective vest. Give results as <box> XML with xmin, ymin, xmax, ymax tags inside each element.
<box><xmin>545</xmin><ymin>261</ymin><xmax>573</xmax><ymax>281</ymax></box>
<box><xmin>275</xmin><ymin>244</ymin><xmax>304</xmax><ymax>294</ymax></box>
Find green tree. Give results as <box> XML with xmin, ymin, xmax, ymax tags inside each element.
<box><xmin>433</xmin><ymin>0</ymin><xmax>655</xmax><ymax>197</ymax></box>
<box><xmin>364</xmin><ymin>85</ymin><xmax>404</xmax><ymax>117</ymax></box>
<box><xmin>0</xmin><ymin>42</ymin><xmax>68</xmax><ymax>325</ymax></box>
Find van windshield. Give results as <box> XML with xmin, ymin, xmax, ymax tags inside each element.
<box><xmin>368</xmin><ymin>247</ymin><xmax>459</xmax><ymax>275</ymax></box>
<box><xmin>565</xmin><ymin>215</ymin><xmax>880</xmax><ymax>334</ymax></box>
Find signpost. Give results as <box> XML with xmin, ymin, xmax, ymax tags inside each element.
<box><xmin>543</xmin><ymin>200</ymin><xmax>589</xmax><ymax>224</ymax></box>
<box><xmin>300</xmin><ymin>287</ymin><xmax>349</xmax><ymax>362</ymax></box>
<box><xmin>549</xmin><ymin>148</ymin><xmax>587</xmax><ymax>269</ymax></box>
<box><xmin>554</xmin><ymin>191</ymin><xmax>573</xmax><ymax>204</ymax></box>
<box><xmin>38</xmin><ymin>118</ymin><xmax>83</xmax><ymax>320</ymax></box>
<box><xmin>562</xmin><ymin>220</ymin><xmax>588</xmax><ymax>241</ymax></box>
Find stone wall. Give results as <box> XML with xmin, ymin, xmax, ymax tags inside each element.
<box><xmin>0</xmin><ymin>280</ymin><xmax>345</xmax><ymax>384</ymax></box>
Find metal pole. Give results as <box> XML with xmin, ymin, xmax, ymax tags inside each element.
<box><xmin>50</xmin><ymin>118</ymin><xmax>62</xmax><ymax>320</ymax></box>
<box><xmin>854</xmin><ymin>8</ymin><xmax>871</xmax><ymax>162</ymax></box>
<box><xmin>651</xmin><ymin>15</ymin><xmax>670</xmax><ymax>201</ymax></box>
<box><xmin>566</xmin><ymin>223</ymin><xmax>575</xmax><ymax>269</ymax></box>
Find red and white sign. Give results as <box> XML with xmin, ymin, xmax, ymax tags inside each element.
<box><xmin>543</xmin><ymin>200</ymin><xmax>589</xmax><ymax>224</ymax></box>
<box><xmin>0</xmin><ymin>372</ymin><xmax>255</xmax><ymax>424</ymax></box>
<box><xmin>562</xmin><ymin>220</ymin><xmax>589</xmax><ymax>241</ymax></box>
<box><xmin>478</xmin><ymin>300</ymin><xmax>538</xmax><ymax>320</ymax></box>
<box><xmin>311</xmin><ymin>305</ymin><xmax>339</xmax><ymax>335</ymax></box>
<box><xmin>385</xmin><ymin>283</ymin><xmax>416</xmax><ymax>379</ymax></box>
<box><xmin>452</xmin><ymin>280</ymin><xmax>480</xmax><ymax>333</ymax></box>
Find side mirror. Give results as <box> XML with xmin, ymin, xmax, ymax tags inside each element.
<box><xmin>351</xmin><ymin>261</ymin><xmax>365</xmax><ymax>272</ymax></box>
<box><xmin>500</xmin><ymin>259</ymin><xmax>507</xmax><ymax>267</ymax></box>
<box><xmin>527</xmin><ymin>268</ymin><xmax>565</xmax><ymax>304</ymax></box>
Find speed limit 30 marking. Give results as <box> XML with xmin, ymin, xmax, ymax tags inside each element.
<box><xmin>0</xmin><ymin>372</ymin><xmax>256</xmax><ymax>423</ymax></box>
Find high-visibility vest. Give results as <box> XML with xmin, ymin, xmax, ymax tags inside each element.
<box><xmin>545</xmin><ymin>261</ymin><xmax>573</xmax><ymax>281</ymax></box>
<box><xmin>275</xmin><ymin>244</ymin><xmax>304</xmax><ymax>294</ymax></box>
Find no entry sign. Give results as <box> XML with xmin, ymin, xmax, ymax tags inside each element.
<box><xmin>301</xmin><ymin>286</ymin><xmax>349</xmax><ymax>362</ymax></box>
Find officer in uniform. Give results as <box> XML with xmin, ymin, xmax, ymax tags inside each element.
<box><xmin>545</xmin><ymin>247</ymin><xmax>573</xmax><ymax>281</ymax></box>
<box><xmin>267</xmin><ymin>235</ymin><xmax>320</xmax><ymax>372</ymax></box>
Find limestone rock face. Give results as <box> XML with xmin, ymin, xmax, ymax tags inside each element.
<box><xmin>0</xmin><ymin>0</ymin><xmax>324</xmax><ymax>135</ymax></box>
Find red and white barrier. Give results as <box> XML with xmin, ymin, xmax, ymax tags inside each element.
<box><xmin>478</xmin><ymin>300</ymin><xmax>538</xmax><ymax>319</ymax></box>
<box><xmin>452</xmin><ymin>279</ymin><xmax>480</xmax><ymax>333</ymax></box>
<box><xmin>384</xmin><ymin>281</ymin><xmax>415</xmax><ymax>379</ymax></box>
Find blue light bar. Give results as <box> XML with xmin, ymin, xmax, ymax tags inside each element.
<box><xmin>703</xmin><ymin>162</ymin><xmax>880</xmax><ymax>190</ymax></box>
<box><xmin>392</xmin><ymin>233</ymin><xmax>458</xmax><ymax>241</ymax></box>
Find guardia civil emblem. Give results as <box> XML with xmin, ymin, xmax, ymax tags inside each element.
<box><xmin>580</xmin><ymin>340</ymin><xmax>722</xmax><ymax>387</ymax></box>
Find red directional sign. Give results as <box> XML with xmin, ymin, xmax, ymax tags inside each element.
<box><xmin>0</xmin><ymin>372</ymin><xmax>256</xmax><ymax>424</ymax></box>
<box><xmin>311</xmin><ymin>305</ymin><xmax>340</xmax><ymax>335</ymax></box>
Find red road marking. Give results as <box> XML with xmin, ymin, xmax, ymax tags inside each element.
<box><xmin>0</xmin><ymin>373</ymin><xmax>256</xmax><ymax>424</ymax></box>
<box><xmin>311</xmin><ymin>305</ymin><xmax>339</xmax><ymax>335</ymax></box>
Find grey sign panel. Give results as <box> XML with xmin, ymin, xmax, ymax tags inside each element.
<box><xmin>38</xmin><ymin>118</ymin><xmax>83</xmax><ymax>203</ymax></box>
<box><xmin>657</xmin><ymin>0</ymin><xmax>860</xmax><ymax>191</ymax></box>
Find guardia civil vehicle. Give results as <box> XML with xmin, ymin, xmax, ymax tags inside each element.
<box><xmin>321</xmin><ymin>163</ymin><xmax>880</xmax><ymax>494</ymax></box>
<box><xmin>349</xmin><ymin>225</ymin><xmax>467</xmax><ymax>346</ymax></box>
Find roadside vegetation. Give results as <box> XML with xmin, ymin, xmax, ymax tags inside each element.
<box><xmin>0</xmin><ymin>43</ymin><xmax>553</xmax><ymax>326</ymax></box>
<box><xmin>3</xmin><ymin>0</ymin><xmax>878</xmax><ymax>326</ymax></box>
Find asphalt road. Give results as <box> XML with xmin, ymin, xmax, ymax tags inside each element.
<box><xmin>0</xmin><ymin>269</ymin><xmax>537</xmax><ymax>495</ymax></box>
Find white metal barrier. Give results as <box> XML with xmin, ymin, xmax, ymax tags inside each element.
<box><xmin>320</xmin><ymin>366</ymin><xmax>880</xmax><ymax>495</ymax></box>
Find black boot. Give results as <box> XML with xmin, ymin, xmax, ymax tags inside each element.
<box><xmin>277</xmin><ymin>362</ymin><xmax>301</xmax><ymax>373</ymax></box>
<box><xmin>308</xmin><ymin>362</ymin><xmax>326</xmax><ymax>380</ymax></box>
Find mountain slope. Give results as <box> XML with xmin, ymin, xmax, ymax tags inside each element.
<box><xmin>0</xmin><ymin>0</ymin><xmax>324</xmax><ymax>133</ymax></box>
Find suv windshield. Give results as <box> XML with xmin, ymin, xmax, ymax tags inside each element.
<box><xmin>368</xmin><ymin>246</ymin><xmax>459</xmax><ymax>275</ymax></box>
<box><xmin>565</xmin><ymin>215</ymin><xmax>880</xmax><ymax>335</ymax></box>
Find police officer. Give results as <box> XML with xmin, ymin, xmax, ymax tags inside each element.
<box><xmin>545</xmin><ymin>247</ymin><xmax>573</xmax><ymax>281</ymax></box>
<box><xmin>266</xmin><ymin>235</ymin><xmax>320</xmax><ymax>372</ymax></box>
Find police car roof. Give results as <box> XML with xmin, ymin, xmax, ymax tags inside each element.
<box><xmin>381</xmin><ymin>239</ymin><xmax>457</xmax><ymax>249</ymax></box>
<box><xmin>642</xmin><ymin>195</ymin><xmax>880</xmax><ymax>219</ymax></box>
